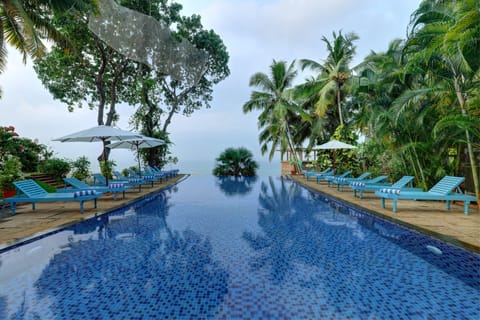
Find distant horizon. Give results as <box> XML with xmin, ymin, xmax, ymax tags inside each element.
<box><xmin>175</xmin><ymin>159</ymin><xmax>281</xmax><ymax>176</ymax></box>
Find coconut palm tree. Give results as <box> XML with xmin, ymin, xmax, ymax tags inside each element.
<box><xmin>0</xmin><ymin>0</ymin><xmax>97</xmax><ymax>73</ymax></box>
<box><xmin>299</xmin><ymin>30</ymin><xmax>359</xmax><ymax>126</ymax></box>
<box><xmin>243</xmin><ymin>60</ymin><xmax>307</xmax><ymax>170</ymax></box>
<box><xmin>402</xmin><ymin>0</ymin><xmax>480</xmax><ymax>201</ymax></box>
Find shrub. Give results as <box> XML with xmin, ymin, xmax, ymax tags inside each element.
<box><xmin>0</xmin><ymin>156</ymin><xmax>23</xmax><ymax>190</ymax></box>
<box><xmin>0</xmin><ymin>126</ymin><xmax>51</xmax><ymax>172</ymax></box>
<box><xmin>38</xmin><ymin>158</ymin><xmax>71</xmax><ymax>183</ymax></box>
<box><xmin>71</xmin><ymin>156</ymin><xmax>91</xmax><ymax>181</ymax></box>
<box><xmin>100</xmin><ymin>160</ymin><xmax>116</xmax><ymax>179</ymax></box>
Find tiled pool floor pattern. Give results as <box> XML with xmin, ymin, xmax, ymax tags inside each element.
<box><xmin>0</xmin><ymin>176</ymin><xmax>478</xmax><ymax>319</ymax></box>
<box><xmin>292</xmin><ymin>176</ymin><xmax>480</xmax><ymax>252</ymax></box>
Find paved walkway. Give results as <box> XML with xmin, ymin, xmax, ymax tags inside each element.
<box><xmin>291</xmin><ymin>175</ymin><xmax>480</xmax><ymax>253</ymax></box>
<box><xmin>1</xmin><ymin>174</ymin><xmax>479</xmax><ymax>253</ymax></box>
<box><xmin>0</xmin><ymin>175</ymin><xmax>185</xmax><ymax>250</ymax></box>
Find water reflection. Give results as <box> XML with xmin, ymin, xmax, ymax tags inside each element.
<box><xmin>243</xmin><ymin>177</ymin><xmax>316</xmax><ymax>283</ymax></box>
<box><xmin>215</xmin><ymin>176</ymin><xmax>258</xmax><ymax>196</ymax></box>
<box><xmin>242</xmin><ymin>177</ymin><xmax>368</xmax><ymax>286</ymax></box>
<box><xmin>0</xmin><ymin>188</ymin><xmax>229</xmax><ymax>319</ymax></box>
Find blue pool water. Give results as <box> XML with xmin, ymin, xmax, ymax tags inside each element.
<box><xmin>0</xmin><ymin>176</ymin><xmax>479</xmax><ymax>319</ymax></box>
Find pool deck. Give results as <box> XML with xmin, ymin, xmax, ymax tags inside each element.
<box><xmin>0</xmin><ymin>174</ymin><xmax>479</xmax><ymax>254</ymax></box>
<box><xmin>291</xmin><ymin>175</ymin><xmax>480</xmax><ymax>254</ymax></box>
<box><xmin>0</xmin><ymin>174</ymin><xmax>186</xmax><ymax>251</ymax></box>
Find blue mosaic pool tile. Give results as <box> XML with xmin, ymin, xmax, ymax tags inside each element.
<box><xmin>0</xmin><ymin>176</ymin><xmax>479</xmax><ymax>319</ymax></box>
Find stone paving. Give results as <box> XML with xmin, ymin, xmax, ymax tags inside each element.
<box><xmin>0</xmin><ymin>175</ymin><xmax>185</xmax><ymax>250</ymax></box>
<box><xmin>291</xmin><ymin>175</ymin><xmax>480</xmax><ymax>253</ymax></box>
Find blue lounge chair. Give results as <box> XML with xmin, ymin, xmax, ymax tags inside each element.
<box><xmin>349</xmin><ymin>175</ymin><xmax>422</xmax><ymax>199</ymax></box>
<box><xmin>63</xmin><ymin>177</ymin><xmax>129</xmax><ymax>200</ymax></box>
<box><xmin>152</xmin><ymin>166</ymin><xmax>179</xmax><ymax>179</ymax></box>
<box><xmin>330</xmin><ymin>172</ymin><xmax>385</xmax><ymax>191</ymax></box>
<box><xmin>374</xmin><ymin>176</ymin><xmax>477</xmax><ymax>215</ymax></box>
<box><xmin>317</xmin><ymin>170</ymin><xmax>352</xmax><ymax>185</ymax></box>
<box><xmin>126</xmin><ymin>169</ymin><xmax>156</xmax><ymax>187</ymax></box>
<box><xmin>143</xmin><ymin>166</ymin><xmax>167</xmax><ymax>181</ymax></box>
<box><xmin>304</xmin><ymin>168</ymin><xmax>333</xmax><ymax>181</ymax></box>
<box><xmin>95</xmin><ymin>173</ymin><xmax>143</xmax><ymax>192</ymax></box>
<box><xmin>4</xmin><ymin>179</ymin><xmax>102</xmax><ymax>215</ymax></box>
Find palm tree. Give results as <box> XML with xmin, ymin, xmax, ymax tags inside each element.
<box><xmin>212</xmin><ymin>147</ymin><xmax>258</xmax><ymax>177</ymax></box>
<box><xmin>243</xmin><ymin>60</ymin><xmax>306</xmax><ymax>170</ymax></box>
<box><xmin>0</xmin><ymin>0</ymin><xmax>97</xmax><ymax>73</ymax></box>
<box><xmin>403</xmin><ymin>0</ymin><xmax>480</xmax><ymax>201</ymax></box>
<box><xmin>300</xmin><ymin>30</ymin><xmax>359</xmax><ymax>126</ymax></box>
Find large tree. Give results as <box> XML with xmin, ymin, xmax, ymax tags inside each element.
<box><xmin>34</xmin><ymin>0</ymin><xmax>229</xmax><ymax>167</ymax></box>
<box><xmin>121</xmin><ymin>1</ymin><xmax>229</xmax><ymax>167</ymax></box>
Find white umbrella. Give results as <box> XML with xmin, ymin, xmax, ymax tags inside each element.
<box><xmin>53</xmin><ymin>125</ymin><xmax>143</xmax><ymax>185</ymax></box>
<box><xmin>107</xmin><ymin>136</ymin><xmax>165</xmax><ymax>175</ymax></box>
<box><xmin>317</xmin><ymin>140</ymin><xmax>357</xmax><ymax>169</ymax></box>
<box><xmin>317</xmin><ymin>140</ymin><xmax>357</xmax><ymax>150</ymax></box>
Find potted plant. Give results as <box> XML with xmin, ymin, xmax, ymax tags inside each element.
<box><xmin>289</xmin><ymin>159</ymin><xmax>300</xmax><ymax>175</ymax></box>
<box><xmin>0</xmin><ymin>156</ymin><xmax>23</xmax><ymax>198</ymax></box>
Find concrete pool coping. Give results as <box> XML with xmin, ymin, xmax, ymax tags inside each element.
<box><xmin>0</xmin><ymin>174</ymin><xmax>479</xmax><ymax>253</ymax></box>
<box><xmin>0</xmin><ymin>174</ymin><xmax>187</xmax><ymax>250</ymax></box>
<box><xmin>291</xmin><ymin>175</ymin><xmax>479</xmax><ymax>254</ymax></box>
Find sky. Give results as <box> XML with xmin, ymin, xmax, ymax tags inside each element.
<box><xmin>0</xmin><ymin>0</ymin><xmax>421</xmax><ymax>175</ymax></box>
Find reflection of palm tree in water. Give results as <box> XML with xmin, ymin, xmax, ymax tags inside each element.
<box><xmin>32</xmin><ymin>189</ymin><xmax>229</xmax><ymax>319</ymax></box>
<box><xmin>243</xmin><ymin>177</ymin><xmax>320</xmax><ymax>283</ymax></box>
<box><xmin>215</xmin><ymin>176</ymin><xmax>258</xmax><ymax>196</ymax></box>
<box><xmin>242</xmin><ymin>177</ymin><xmax>365</xmax><ymax>283</ymax></box>
<box><xmin>243</xmin><ymin>177</ymin><xmax>427</xmax><ymax>317</ymax></box>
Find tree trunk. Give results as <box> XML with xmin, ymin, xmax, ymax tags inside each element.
<box><xmin>451</xmin><ymin>68</ymin><xmax>479</xmax><ymax>203</ymax></box>
<box><xmin>284</xmin><ymin>121</ymin><xmax>302</xmax><ymax>173</ymax></box>
<box><xmin>337</xmin><ymin>83</ymin><xmax>344</xmax><ymax>126</ymax></box>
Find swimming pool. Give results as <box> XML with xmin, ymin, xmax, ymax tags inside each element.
<box><xmin>0</xmin><ymin>176</ymin><xmax>479</xmax><ymax>319</ymax></box>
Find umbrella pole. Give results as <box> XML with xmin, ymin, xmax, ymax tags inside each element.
<box><xmin>103</xmin><ymin>139</ymin><xmax>109</xmax><ymax>186</ymax></box>
<box><xmin>333</xmin><ymin>149</ymin><xmax>337</xmax><ymax>173</ymax></box>
<box><xmin>136</xmin><ymin>144</ymin><xmax>142</xmax><ymax>176</ymax></box>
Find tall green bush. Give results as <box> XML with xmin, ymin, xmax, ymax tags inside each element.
<box><xmin>100</xmin><ymin>160</ymin><xmax>116</xmax><ymax>179</ymax></box>
<box><xmin>39</xmin><ymin>158</ymin><xmax>71</xmax><ymax>182</ymax></box>
<box><xmin>71</xmin><ymin>156</ymin><xmax>91</xmax><ymax>181</ymax></box>
<box><xmin>0</xmin><ymin>126</ymin><xmax>51</xmax><ymax>172</ymax></box>
<box><xmin>0</xmin><ymin>156</ymin><xmax>23</xmax><ymax>190</ymax></box>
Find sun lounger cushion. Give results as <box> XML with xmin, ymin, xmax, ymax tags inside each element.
<box><xmin>110</xmin><ymin>183</ymin><xmax>126</xmax><ymax>188</ymax></box>
<box><xmin>73</xmin><ymin>190</ymin><xmax>97</xmax><ymax>198</ymax></box>
<box><xmin>351</xmin><ymin>182</ymin><xmax>365</xmax><ymax>187</ymax></box>
<box><xmin>379</xmin><ymin>188</ymin><xmax>401</xmax><ymax>195</ymax></box>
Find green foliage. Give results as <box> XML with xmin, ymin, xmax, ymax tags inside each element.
<box><xmin>38</xmin><ymin>158</ymin><xmax>71</xmax><ymax>182</ymax></box>
<box><xmin>71</xmin><ymin>156</ymin><xmax>91</xmax><ymax>181</ymax></box>
<box><xmin>243</xmin><ymin>60</ymin><xmax>304</xmax><ymax>162</ymax></box>
<box><xmin>128</xmin><ymin>1</ymin><xmax>230</xmax><ymax>166</ymax></box>
<box><xmin>329</xmin><ymin>125</ymin><xmax>360</xmax><ymax>174</ymax></box>
<box><xmin>34</xmin><ymin>180</ymin><xmax>57</xmax><ymax>193</ymax></box>
<box><xmin>0</xmin><ymin>0</ymin><xmax>98</xmax><ymax>74</ymax></box>
<box><xmin>137</xmin><ymin>130</ymin><xmax>171</xmax><ymax>169</ymax></box>
<box><xmin>33</xmin><ymin>6</ymin><xmax>136</xmax><ymax>127</ymax></box>
<box><xmin>213</xmin><ymin>147</ymin><xmax>258</xmax><ymax>177</ymax></box>
<box><xmin>0</xmin><ymin>156</ymin><xmax>23</xmax><ymax>190</ymax></box>
<box><xmin>0</xmin><ymin>126</ymin><xmax>51</xmax><ymax>172</ymax></box>
<box><xmin>100</xmin><ymin>160</ymin><xmax>116</xmax><ymax>179</ymax></box>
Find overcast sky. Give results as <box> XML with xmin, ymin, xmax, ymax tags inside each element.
<box><xmin>0</xmin><ymin>0</ymin><xmax>421</xmax><ymax>175</ymax></box>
